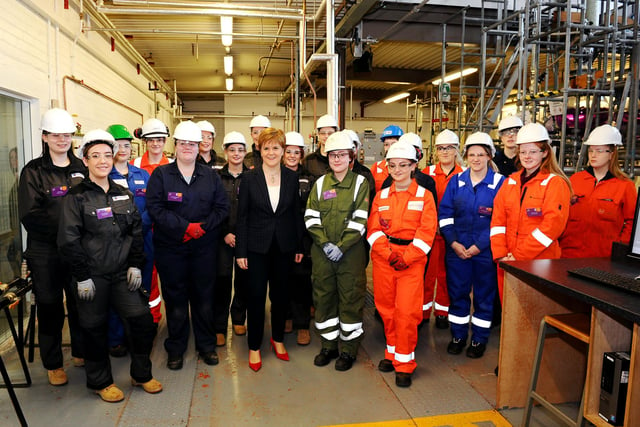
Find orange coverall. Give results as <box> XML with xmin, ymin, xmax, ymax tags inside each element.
<box><xmin>368</xmin><ymin>180</ymin><xmax>437</xmax><ymax>373</ymax></box>
<box><xmin>370</xmin><ymin>160</ymin><xmax>388</xmax><ymax>193</ymax></box>
<box><xmin>490</xmin><ymin>170</ymin><xmax>571</xmax><ymax>300</ymax></box>
<box><xmin>421</xmin><ymin>163</ymin><xmax>465</xmax><ymax>320</ymax></box>
<box><xmin>560</xmin><ymin>169</ymin><xmax>637</xmax><ymax>258</ymax></box>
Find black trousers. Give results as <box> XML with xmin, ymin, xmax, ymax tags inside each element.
<box><xmin>75</xmin><ymin>271</ymin><xmax>155</xmax><ymax>390</ymax></box>
<box><xmin>289</xmin><ymin>256</ymin><xmax>312</xmax><ymax>330</ymax></box>
<box><xmin>26</xmin><ymin>240</ymin><xmax>84</xmax><ymax>370</ymax></box>
<box><xmin>246</xmin><ymin>242</ymin><xmax>294</xmax><ymax>350</ymax></box>
<box><xmin>215</xmin><ymin>242</ymin><xmax>249</xmax><ymax>332</ymax></box>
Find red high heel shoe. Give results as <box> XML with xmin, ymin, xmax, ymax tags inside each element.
<box><xmin>249</xmin><ymin>350</ymin><xmax>262</xmax><ymax>372</ymax></box>
<box><xmin>270</xmin><ymin>338</ymin><xmax>289</xmax><ymax>361</ymax></box>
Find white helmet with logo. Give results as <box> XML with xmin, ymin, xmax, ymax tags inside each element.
<box><xmin>80</xmin><ymin>129</ymin><xmax>117</xmax><ymax>156</ymax></box>
<box><xmin>324</xmin><ymin>131</ymin><xmax>353</xmax><ymax>152</ymax></box>
<box><xmin>196</xmin><ymin>120</ymin><xmax>216</xmax><ymax>137</ymax></box>
<box><xmin>464</xmin><ymin>132</ymin><xmax>496</xmax><ymax>157</ymax></box>
<box><xmin>386</xmin><ymin>141</ymin><xmax>417</xmax><ymax>162</ymax></box>
<box><xmin>41</xmin><ymin>108</ymin><xmax>76</xmax><ymax>134</ymax></box>
<box><xmin>173</xmin><ymin>121</ymin><xmax>203</xmax><ymax>142</ymax></box>
<box><xmin>223</xmin><ymin>131</ymin><xmax>247</xmax><ymax>147</ymax></box>
<box><xmin>498</xmin><ymin>115</ymin><xmax>524</xmax><ymax>132</ymax></box>
<box><xmin>516</xmin><ymin>123</ymin><xmax>550</xmax><ymax>144</ymax></box>
<box><xmin>249</xmin><ymin>115</ymin><xmax>271</xmax><ymax>129</ymax></box>
<box><xmin>285</xmin><ymin>131</ymin><xmax>305</xmax><ymax>147</ymax></box>
<box><xmin>141</xmin><ymin>118</ymin><xmax>169</xmax><ymax>138</ymax></box>
<box><xmin>316</xmin><ymin>114</ymin><xmax>339</xmax><ymax>130</ymax></box>
<box><xmin>435</xmin><ymin>129</ymin><xmax>460</xmax><ymax>146</ymax></box>
<box><xmin>585</xmin><ymin>124</ymin><xmax>622</xmax><ymax>146</ymax></box>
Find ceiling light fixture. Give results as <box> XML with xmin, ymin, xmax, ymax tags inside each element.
<box><xmin>382</xmin><ymin>92</ymin><xmax>410</xmax><ymax>104</ymax></box>
<box><xmin>225</xmin><ymin>77</ymin><xmax>233</xmax><ymax>91</ymax></box>
<box><xmin>224</xmin><ymin>55</ymin><xmax>233</xmax><ymax>75</ymax></box>
<box><xmin>432</xmin><ymin>67</ymin><xmax>478</xmax><ymax>85</ymax></box>
<box><xmin>221</xmin><ymin>16</ymin><xmax>233</xmax><ymax>47</ymax></box>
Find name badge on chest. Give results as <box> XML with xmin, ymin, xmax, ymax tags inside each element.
<box><xmin>526</xmin><ymin>207</ymin><xmax>543</xmax><ymax>217</ymax></box>
<box><xmin>135</xmin><ymin>188</ymin><xmax>146</xmax><ymax>197</ymax></box>
<box><xmin>323</xmin><ymin>189</ymin><xmax>337</xmax><ymax>200</ymax></box>
<box><xmin>168</xmin><ymin>192</ymin><xmax>183</xmax><ymax>202</ymax></box>
<box><xmin>478</xmin><ymin>206</ymin><xmax>493</xmax><ymax>216</ymax></box>
<box><xmin>96</xmin><ymin>207</ymin><xmax>113</xmax><ymax>220</ymax></box>
<box><xmin>51</xmin><ymin>186</ymin><xmax>68</xmax><ymax>197</ymax></box>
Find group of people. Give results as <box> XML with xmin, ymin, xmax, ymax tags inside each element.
<box><xmin>18</xmin><ymin>106</ymin><xmax>636</xmax><ymax>402</ymax></box>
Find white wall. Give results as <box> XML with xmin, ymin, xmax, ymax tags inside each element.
<box><xmin>0</xmin><ymin>0</ymin><xmax>174</xmax><ymax>159</ymax></box>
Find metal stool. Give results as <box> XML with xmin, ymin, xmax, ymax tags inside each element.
<box><xmin>522</xmin><ymin>313</ymin><xmax>591</xmax><ymax>427</ymax></box>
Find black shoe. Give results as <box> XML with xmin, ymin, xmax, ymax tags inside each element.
<box><xmin>167</xmin><ymin>354</ymin><xmax>184</xmax><ymax>370</ymax></box>
<box><xmin>466</xmin><ymin>341</ymin><xmax>486</xmax><ymax>359</ymax></box>
<box><xmin>378</xmin><ymin>358</ymin><xmax>394</xmax><ymax>372</ymax></box>
<box><xmin>435</xmin><ymin>315</ymin><xmax>449</xmax><ymax>329</ymax></box>
<box><xmin>447</xmin><ymin>338</ymin><xmax>466</xmax><ymax>355</ymax></box>
<box><xmin>313</xmin><ymin>348</ymin><xmax>339</xmax><ymax>366</ymax></box>
<box><xmin>395</xmin><ymin>372</ymin><xmax>412</xmax><ymax>387</ymax></box>
<box><xmin>199</xmin><ymin>351</ymin><xmax>219</xmax><ymax>366</ymax></box>
<box><xmin>334</xmin><ymin>353</ymin><xmax>356</xmax><ymax>371</ymax></box>
<box><xmin>109</xmin><ymin>344</ymin><xmax>128</xmax><ymax>358</ymax></box>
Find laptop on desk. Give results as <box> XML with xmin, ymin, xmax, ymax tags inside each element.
<box><xmin>567</xmin><ymin>192</ymin><xmax>640</xmax><ymax>296</ymax></box>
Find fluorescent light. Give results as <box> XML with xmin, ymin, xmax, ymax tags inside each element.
<box><xmin>221</xmin><ymin>16</ymin><xmax>233</xmax><ymax>47</ymax></box>
<box><xmin>225</xmin><ymin>77</ymin><xmax>233</xmax><ymax>91</ymax></box>
<box><xmin>383</xmin><ymin>92</ymin><xmax>410</xmax><ymax>104</ymax></box>
<box><xmin>432</xmin><ymin>67</ymin><xmax>478</xmax><ymax>85</ymax></box>
<box><xmin>224</xmin><ymin>55</ymin><xmax>233</xmax><ymax>75</ymax></box>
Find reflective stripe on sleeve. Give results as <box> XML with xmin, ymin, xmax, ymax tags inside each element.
<box><xmin>440</xmin><ymin>218</ymin><xmax>454</xmax><ymax>228</ymax></box>
<box><xmin>352</xmin><ymin>209</ymin><xmax>368</xmax><ymax>219</ymax></box>
<box><xmin>347</xmin><ymin>220</ymin><xmax>366</xmax><ymax>235</ymax></box>
<box><xmin>148</xmin><ymin>295</ymin><xmax>162</xmax><ymax>308</ymax></box>
<box><xmin>368</xmin><ymin>230</ymin><xmax>385</xmax><ymax>246</ymax></box>
<box><xmin>532</xmin><ymin>227</ymin><xmax>553</xmax><ymax>247</ymax></box>
<box><xmin>412</xmin><ymin>238</ymin><xmax>431</xmax><ymax>255</ymax></box>
<box><xmin>305</xmin><ymin>218</ymin><xmax>321</xmax><ymax>228</ymax></box>
<box><xmin>490</xmin><ymin>226</ymin><xmax>506</xmax><ymax>236</ymax></box>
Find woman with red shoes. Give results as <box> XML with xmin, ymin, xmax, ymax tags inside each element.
<box><xmin>560</xmin><ymin>124</ymin><xmax>637</xmax><ymax>258</ymax></box>
<box><xmin>235</xmin><ymin>128</ymin><xmax>304</xmax><ymax>371</ymax></box>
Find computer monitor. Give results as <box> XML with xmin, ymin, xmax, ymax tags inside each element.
<box><xmin>627</xmin><ymin>191</ymin><xmax>640</xmax><ymax>259</ymax></box>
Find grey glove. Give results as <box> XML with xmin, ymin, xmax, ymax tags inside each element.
<box><xmin>322</xmin><ymin>243</ymin><xmax>344</xmax><ymax>262</ymax></box>
<box><xmin>127</xmin><ymin>267</ymin><xmax>142</xmax><ymax>291</ymax></box>
<box><xmin>77</xmin><ymin>279</ymin><xmax>95</xmax><ymax>301</ymax></box>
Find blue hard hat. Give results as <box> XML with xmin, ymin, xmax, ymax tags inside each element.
<box><xmin>381</xmin><ymin>125</ymin><xmax>404</xmax><ymax>141</ymax></box>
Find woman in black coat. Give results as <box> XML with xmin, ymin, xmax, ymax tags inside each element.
<box><xmin>236</xmin><ymin>128</ymin><xmax>304</xmax><ymax>371</ymax></box>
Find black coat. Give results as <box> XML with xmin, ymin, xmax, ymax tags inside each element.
<box><xmin>235</xmin><ymin>165</ymin><xmax>304</xmax><ymax>257</ymax></box>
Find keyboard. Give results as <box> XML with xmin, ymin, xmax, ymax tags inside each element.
<box><xmin>568</xmin><ymin>266</ymin><xmax>640</xmax><ymax>296</ymax></box>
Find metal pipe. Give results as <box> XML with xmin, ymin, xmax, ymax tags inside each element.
<box><xmin>97</xmin><ymin>6</ymin><xmax>307</xmax><ymax>21</ymax></box>
<box><xmin>111</xmin><ymin>0</ymin><xmax>304</xmax><ymax>15</ymax></box>
<box><xmin>87</xmin><ymin>27</ymin><xmax>300</xmax><ymax>40</ymax></box>
<box><xmin>325</xmin><ymin>0</ymin><xmax>338</xmax><ymax>121</ymax></box>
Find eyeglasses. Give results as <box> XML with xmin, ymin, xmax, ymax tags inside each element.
<box><xmin>177</xmin><ymin>141</ymin><xmax>199</xmax><ymax>148</ymax></box>
<box><xmin>500</xmin><ymin>128</ymin><xmax>519</xmax><ymax>136</ymax></box>
<box><xmin>328</xmin><ymin>152</ymin><xmax>350</xmax><ymax>160</ymax></box>
<box><xmin>387</xmin><ymin>162</ymin><xmax>413</xmax><ymax>170</ymax></box>
<box><xmin>285</xmin><ymin>149</ymin><xmax>302</xmax><ymax>155</ymax></box>
<box><xmin>588</xmin><ymin>148</ymin><xmax>611</xmax><ymax>154</ymax></box>
<box><xmin>87</xmin><ymin>153</ymin><xmax>113</xmax><ymax>160</ymax></box>
<box><xmin>436</xmin><ymin>145</ymin><xmax>457</xmax><ymax>152</ymax></box>
<box><xmin>519</xmin><ymin>149</ymin><xmax>543</xmax><ymax>156</ymax></box>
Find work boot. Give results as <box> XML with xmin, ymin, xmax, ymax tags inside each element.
<box><xmin>378</xmin><ymin>358</ymin><xmax>394</xmax><ymax>372</ymax></box>
<box><xmin>435</xmin><ymin>315</ymin><xmax>449</xmax><ymax>329</ymax></box>
<box><xmin>334</xmin><ymin>353</ymin><xmax>356</xmax><ymax>371</ymax></box>
<box><xmin>313</xmin><ymin>348</ymin><xmax>339</xmax><ymax>366</ymax></box>
<box><xmin>167</xmin><ymin>354</ymin><xmax>183</xmax><ymax>370</ymax></box>
<box><xmin>395</xmin><ymin>372</ymin><xmax>412</xmax><ymax>387</ymax></box>
<box><xmin>47</xmin><ymin>368</ymin><xmax>68</xmax><ymax>386</ymax></box>
<box><xmin>466</xmin><ymin>341</ymin><xmax>487</xmax><ymax>359</ymax></box>
<box><xmin>297</xmin><ymin>329</ymin><xmax>311</xmax><ymax>345</ymax></box>
<box><xmin>447</xmin><ymin>337</ymin><xmax>466</xmax><ymax>355</ymax></box>
<box><xmin>95</xmin><ymin>384</ymin><xmax>124</xmax><ymax>403</ymax></box>
<box><xmin>199</xmin><ymin>351</ymin><xmax>219</xmax><ymax>366</ymax></box>
<box><xmin>109</xmin><ymin>344</ymin><xmax>127</xmax><ymax>358</ymax></box>
<box><xmin>132</xmin><ymin>378</ymin><xmax>163</xmax><ymax>394</ymax></box>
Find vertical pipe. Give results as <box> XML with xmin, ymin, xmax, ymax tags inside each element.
<box><xmin>326</xmin><ymin>0</ymin><xmax>338</xmax><ymax>120</ymax></box>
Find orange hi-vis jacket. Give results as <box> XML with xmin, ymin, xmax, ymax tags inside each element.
<box><xmin>131</xmin><ymin>151</ymin><xmax>172</xmax><ymax>175</ymax></box>
<box><xmin>423</xmin><ymin>163</ymin><xmax>466</xmax><ymax>203</ymax></box>
<box><xmin>490</xmin><ymin>170</ymin><xmax>571</xmax><ymax>260</ymax></box>
<box><xmin>371</xmin><ymin>160</ymin><xmax>388</xmax><ymax>193</ymax></box>
<box><xmin>560</xmin><ymin>169</ymin><xmax>637</xmax><ymax>258</ymax></box>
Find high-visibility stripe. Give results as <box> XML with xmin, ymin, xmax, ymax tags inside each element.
<box><xmin>353</xmin><ymin>209</ymin><xmax>368</xmax><ymax>219</ymax></box>
<box><xmin>458</xmin><ymin>180</ymin><xmax>466</xmax><ymax>188</ymax></box>
<box><xmin>423</xmin><ymin>302</ymin><xmax>433</xmax><ymax>311</ymax></box>
<box><xmin>434</xmin><ymin>302</ymin><xmax>449</xmax><ymax>312</ymax></box>
<box><xmin>305</xmin><ymin>208</ymin><xmax>320</xmax><ymax>218</ymax></box>
<box><xmin>353</xmin><ymin>174</ymin><xmax>365</xmax><ymax>202</ymax></box>
<box><xmin>471</xmin><ymin>316</ymin><xmax>492</xmax><ymax>329</ymax></box>
<box><xmin>320</xmin><ymin>330</ymin><xmax>339</xmax><ymax>341</ymax></box>
<box><xmin>532</xmin><ymin>227</ymin><xmax>553</xmax><ymax>247</ymax></box>
<box><xmin>315</xmin><ymin>175</ymin><xmax>326</xmax><ymax>199</ymax></box>
<box><xmin>416</xmin><ymin>186</ymin><xmax>426</xmax><ymax>197</ymax></box>
<box><xmin>305</xmin><ymin>218</ymin><xmax>321</xmax><ymax>228</ymax></box>
<box><xmin>412</xmin><ymin>238</ymin><xmax>431</xmax><ymax>255</ymax></box>
<box><xmin>133</xmin><ymin>157</ymin><xmax>142</xmax><ymax>168</ymax></box>
<box><xmin>340</xmin><ymin>321</ymin><xmax>363</xmax><ymax>332</ymax></box>
<box><xmin>340</xmin><ymin>328</ymin><xmax>364</xmax><ymax>341</ymax></box>
<box><xmin>380</xmin><ymin>187</ymin><xmax>390</xmax><ymax>200</ymax></box>
<box><xmin>489</xmin><ymin>172</ymin><xmax>502</xmax><ymax>189</ymax></box>
<box><xmin>394</xmin><ymin>351</ymin><xmax>415</xmax><ymax>363</ymax></box>
<box><xmin>368</xmin><ymin>230</ymin><xmax>385</xmax><ymax>246</ymax></box>
<box><xmin>440</xmin><ymin>218</ymin><xmax>454</xmax><ymax>228</ymax></box>
<box><xmin>508</xmin><ymin>177</ymin><xmax>517</xmax><ymax>185</ymax></box>
<box><xmin>386</xmin><ymin>344</ymin><xmax>395</xmax><ymax>354</ymax></box>
<box><xmin>148</xmin><ymin>295</ymin><xmax>162</xmax><ymax>308</ymax></box>
<box><xmin>347</xmin><ymin>220</ymin><xmax>366</xmax><ymax>235</ymax></box>
<box><xmin>427</xmin><ymin>165</ymin><xmax>436</xmax><ymax>176</ymax></box>
<box><xmin>540</xmin><ymin>173</ymin><xmax>556</xmax><ymax>186</ymax></box>
<box><xmin>315</xmin><ymin>316</ymin><xmax>339</xmax><ymax>329</ymax></box>
<box><xmin>490</xmin><ymin>226</ymin><xmax>506</xmax><ymax>236</ymax></box>
<box><xmin>448</xmin><ymin>313</ymin><xmax>470</xmax><ymax>325</ymax></box>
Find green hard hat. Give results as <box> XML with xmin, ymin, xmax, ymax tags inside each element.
<box><xmin>106</xmin><ymin>124</ymin><xmax>134</xmax><ymax>140</ymax></box>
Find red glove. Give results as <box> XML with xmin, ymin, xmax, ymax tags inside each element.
<box><xmin>388</xmin><ymin>251</ymin><xmax>403</xmax><ymax>267</ymax></box>
<box><xmin>186</xmin><ymin>223</ymin><xmax>206</xmax><ymax>239</ymax></box>
<box><xmin>182</xmin><ymin>233</ymin><xmax>193</xmax><ymax>243</ymax></box>
<box><xmin>393</xmin><ymin>259</ymin><xmax>409</xmax><ymax>271</ymax></box>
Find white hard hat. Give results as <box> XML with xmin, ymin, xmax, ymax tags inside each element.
<box><xmin>343</xmin><ymin>129</ymin><xmax>361</xmax><ymax>152</ymax></box>
<box><xmin>464</xmin><ymin>132</ymin><xmax>496</xmax><ymax>157</ymax></box>
<box><xmin>249</xmin><ymin>115</ymin><xmax>271</xmax><ymax>129</ymax></box>
<box><xmin>398</xmin><ymin>132</ymin><xmax>422</xmax><ymax>149</ymax></box>
<box><xmin>285</xmin><ymin>131</ymin><xmax>305</xmax><ymax>147</ymax></box>
<box><xmin>386</xmin><ymin>141</ymin><xmax>417</xmax><ymax>162</ymax></box>
<box><xmin>317</xmin><ymin>114</ymin><xmax>339</xmax><ymax>130</ymax></box>
<box><xmin>324</xmin><ymin>131</ymin><xmax>353</xmax><ymax>152</ymax></box>
<box><xmin>141</xmin><ymin>118</ymin><xmax>169</xmax><ymax>138</ymax></box>
<box><xmin>435</xmin><ymin>129</ymin><xmax>460</xmax><ymax>146</ymax></box>
<box><xmin>80</xmin><ymin>129</ymin><xmax>117</xmax><ymax>156</ymax></box>
<box><xmin>585</xmin><ymin>124</ymin><xmax>622</xmax><ymax>146</ymax></box>
<box><xmin>196</xmin><ymin>120</ymin><xmax>216</xmax><ymax>137</ymax></box>
<box><xmin>41</xmin><ymin>108</ymin><xmax>76</xmax><ymax>134</ymax></box>
<box><xmin>173</xmin><ymin>121</ymin><xmax>203</xmax><ymax>142</ymax></box>
<box><xmin>223</xmin><ymin>131</ymin><xmax>247</xmax><ymax>147</ymax></box>
<box><xmin>498</xmin><ymin>115</ymin><xmax>524</xmax><ymax>132</ymax></box>
<box><xmin>516</xmin><ymin>123</ymin><xmax>550</xmax><ymax>144</ymax></box>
